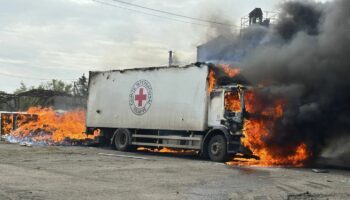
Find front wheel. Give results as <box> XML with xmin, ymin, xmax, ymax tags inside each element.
<box><xmin>208</xmin><ymin>135</ymin><xmax>229</xmax><ymax>162</ymax></box>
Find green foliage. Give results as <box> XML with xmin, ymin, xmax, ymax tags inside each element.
<box><xmin>11</xmin><ymin>75</ymin><xmax>88</xmax><ymax>111</ymax></box>
<box><xmin>38</xmin><ymin>79</ymin><xmax>73</xmax><ymax>95</ymax></box>
<box><xmin>74</xmin><ymin>74</ymin><xmax>88</xmax><ymax>97</ymax></box>
<box><xmin>14</xmin><ymin>82</ymin><xmax>27</xmax><ymax>94</ymax></box>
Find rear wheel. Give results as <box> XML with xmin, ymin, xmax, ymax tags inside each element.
<box><xmin>113</xmin><ymin>129</ymin><xmax>132</xmax><ymax>151</ymax></box>
<box><xmin>208</xmin><ymin>135</ymin><xmax>229</xmax><ymax>162</ymax></box>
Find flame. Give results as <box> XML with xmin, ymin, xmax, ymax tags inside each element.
<box><xmin>207</xmin><ymin>65</ymin><xmax>239</xmax><ymax>94</ymax></box>
<box><xmin>217</xmin><ymin>67</ymin><xmax>309</xmax><ymax>167</ymax></box>
<box><xmin>158</xmin><ymin>147</ymin><xmax>194</xmax><ymax>153</ymax></box>
<box><xmin>8</xmin><ymin>107</ymin><xmax>98</xmax><ymax>144</ymax></box>
<box><xmin>1</xmin><ymin>113</ymin><xmax>13</xmax><ymax>134</ymax></box>
<box><xmin>93</xmin><ymin>129</ymin><xmax>101</xmax><ymax>137</ymax></box>
<box><xmin>207</xmin><ymin>66</ymin><xmax>309</xmax><ymax>166</ymax></box>
<box><xmin>137</xmin><ymin>147</ymin><xmax>195</xmax><ymax>153</ymax></box>
<box><xmin>15</xmin><ymin>113</ymin><xmax>37</xmax><ymax>128</ymax></box>
<box><xmin>241</xmin><ymin>119</ymin><xmax>309</xmax><ymax>166</ymax></box>
<box><xmin>227</xmin><ymin>90</ymin><xmax>310</xmax><ymax>167</ymax></box>
<box><xmin>219</xmin><ymin>64</ymin><xmax>240</xmax><ymax>78</ymax></box>
<box><xmin>208</xmin><ymin>70</ymin><xmax>216</xmax><ymax>93</ymax></box>
<box><xmin>224</xmin><ymin>91</ymin><xmax>241</xmax><ymax>112</ymax></box>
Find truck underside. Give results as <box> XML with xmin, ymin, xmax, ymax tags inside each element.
<box><xmin>87</xmin><ymin>127</ymin><xmax>243</xmax><ymax>162</ymax></box>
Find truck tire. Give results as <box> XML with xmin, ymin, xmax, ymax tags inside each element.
<box><xmin>208</xmin><ymin>135</ymin><xmax>229</xmax><ymax>162</ymax></box>
<box><xmin>113</xmin><ymin>129</ymin><xmax>131</xmax><ymax>151</ymax></box>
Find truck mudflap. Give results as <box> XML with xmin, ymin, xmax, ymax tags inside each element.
<box><xmin>226</xmin><ymin>133</ymin><xmax>255</xmax><ymax>156</ymax></box>
<box><xmin>226</xmin><ymin>134</ymin><xmax>244</xmax><ymax>154</ymax></box>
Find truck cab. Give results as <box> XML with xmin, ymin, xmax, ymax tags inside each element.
<box><xmin>203</xmin><ymin>85</ymin><xmax>247</xmax><ymax>161</ymax></box>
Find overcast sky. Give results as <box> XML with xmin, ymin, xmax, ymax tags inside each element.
<box><xmin>0</xmin><ymin>0</ymin><xmax>329</xmax><ymax>92</ymax></box>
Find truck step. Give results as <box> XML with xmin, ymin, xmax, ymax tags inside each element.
<box><xmin>132</xmin><ymin>134</ymin><xmax>201</xmax><ymax>141</ymax></box>
<box><xmin>131</xmin><ymin>142</ymin><xmax>200</xmax><ymax>150</ymax></box>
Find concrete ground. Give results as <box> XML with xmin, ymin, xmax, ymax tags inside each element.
<box><xmin>0</xmin><ymin>142</ymin><xmax>349</xmax><ymax>200</ymax></box>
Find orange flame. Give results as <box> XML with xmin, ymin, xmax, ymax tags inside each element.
<box><xmin>15</xmin><ymin>113</ymin><xmax>37</xmax><ymax>128</ymax></box>
<box><xmin>1</xmin><ymin>114</ymin><xmax>13</xmax><ymax>134</ymax></box>
<box><xmin>208</xmin><ymin>70</ymin><xmax>216</xmax><ymax>93</ymax></box>
<box><xmin>10</xmin><ymin>107</ymin><xmax>98</xmax><ymax>144</ymax></box>
<box><xmin>224</xmin><ymin>91</ymin><xmax>241</xmax><ymax>112</ymax></box>
<box><xmin>228</xmin><ymin>91</ymin><xmax>310</xmax><ymax>167</ymax></box>
<box><xmin>93</xmin><ymin>129</ymin><xmax>101</xmax><ymax>137</ymax></box>
<box><xmin>207</xmin><ymin>65</ymin><xmax>240</xmax><ymax>94</ymax></box>
<box><xmin>208</xmin><ymin>67</ymin><xmax>309</xmax><ymax>166</ymax></box>
<box><xmin>220</xmin><ymin>75</ymin><xmax>310</xmax><ymax>167</ymax></box>
<box><xmin>137</xmin><ymin>147</ymin><xmax>195</xmax><ymax>154</ymax></box>
<box><xmin>219</xmin><ymin>64</ymin><xmax>240</xmax><ymax>78</ymax></box>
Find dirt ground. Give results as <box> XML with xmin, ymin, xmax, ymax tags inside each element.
<box><xmin>0</xmin><ymin>142</ymin><xmax>349</xmax><ymax>200</ymax></box>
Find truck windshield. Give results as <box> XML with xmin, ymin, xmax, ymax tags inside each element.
<box><xmin>224</xmin><ymin>90</ymin><xmax>241</xmax><ymax>112</ymax></box>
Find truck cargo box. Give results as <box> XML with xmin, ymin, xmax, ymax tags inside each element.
<box><xmin>86</xmin><ymin>64</ymin><xmax>209</xmax><ymax>131</ymax></box>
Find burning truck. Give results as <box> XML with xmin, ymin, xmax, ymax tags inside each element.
<box><xmin>1</xmin><ymin>62</ymin><xmax>309</xmax><ymax>165</ymax></box>
<box><xmin>85</xmin><ymin>63</ymin><xmax>251</xmax><ymax>162</ymax></box>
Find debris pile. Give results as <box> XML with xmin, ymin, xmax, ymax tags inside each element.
<box><xmin>1</xmin><ymin>107</ymin><xmax>99</xmax><ymax>146</ymax></box>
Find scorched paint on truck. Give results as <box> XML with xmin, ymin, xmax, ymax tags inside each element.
<box><xmin>85</xmin><ymin>63</ymin><xmax>248</xmax><ymax>162</ymax></box>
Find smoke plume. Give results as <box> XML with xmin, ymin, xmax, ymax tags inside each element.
<box><xmin>241</xmin><ymin>0</ymin><xmax>350</xmax><ymax>163</ymax></box>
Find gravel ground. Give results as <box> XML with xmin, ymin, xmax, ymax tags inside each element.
<box><xmin>0</xmin><ymin>142</ymin><xmax>349</xmax><ymax>200</ymax></box>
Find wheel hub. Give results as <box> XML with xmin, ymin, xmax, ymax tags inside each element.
<box><xmin>118</xmin><ymin>134</ymin><xmax>127</xmax><ymax>146</ymax></box>
<box><xmin>211</xmin><ymin>142</ymin><xmax>221</xmax><ymax>155</ymax></box>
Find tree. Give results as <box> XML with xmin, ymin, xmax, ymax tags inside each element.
<box><xmin>12</xmin><ymin>80</ymin><xmax>73</xmax><ymax>111</ymax></box>
<box><xmin>12</xmin><ymin>76</ymin><xmax>87</xmax><ymax>110</ymax></box>
<box><xmin>14</xmin><ymin>82</ymin><xmax>28</xmax><ymax>94</ymax></box>
<box><xmin>73</xmin><ymin>74</ymin><xmax>88</xmax><ymax>97</ymax></box>
<box><xmin>39</xmin><ymin>79</ymin><xmax>72</xmax><ymax>95</ymax></box>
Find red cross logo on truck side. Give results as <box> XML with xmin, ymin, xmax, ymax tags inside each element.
<box><xmin>135</xmin><ymin>88</ymin><xmax>147</xmax><ymax>107</ymax></box>
<box><xmin>129</xmin><ymin>80</ymin><xmax>153</xmax><ymax>115</ymax></box>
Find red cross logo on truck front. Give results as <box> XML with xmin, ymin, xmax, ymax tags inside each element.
<box><xmin>129</xmin><ymin>80</ymin><xmax>153</xmax><ymax>115</ymax></box>
<box><xmin>135</xmin><ymin>88</ymin><xmax>147</xmax><ymax>107</ymax></box>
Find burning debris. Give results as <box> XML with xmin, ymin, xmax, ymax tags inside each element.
<box><xmin>1</xmin><ymin>107</ymin><xmax>99</xmax><ymax>146</ymax></box>
<box><xmin>0</xmin><ymin>112</ymin><xmax>38</xmax><ymax>141</ymax></box>
<box><xmin>1</xmin><ymin>113</ymin><xmax>14</xmax><ymax>134</ymax></box>
<box><xmin>137</xmin><ymin>147</ymin><xmax>196</xmax><ymax>154</ymax></box>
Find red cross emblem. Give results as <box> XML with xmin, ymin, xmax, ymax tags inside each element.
<box><xmin>129</xmin><ymin>80</ymin><xmax>153</xmax><ymax>115</ymax></box>
<box><xmin>135</xmin><ymin>88</ymin><xmax>147</xmax><ymax>107</ymax></box>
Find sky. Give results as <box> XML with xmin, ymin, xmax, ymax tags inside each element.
<box><xmin>0</xmin><ymin>0</ymin><xmax>329</xmax><ymax>92</ymax></box>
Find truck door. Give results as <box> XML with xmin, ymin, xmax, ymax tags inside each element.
<box><xmin>208</xmin><ymin>90</ymin><xmax>225</xmax><ymax>127</ymax></box>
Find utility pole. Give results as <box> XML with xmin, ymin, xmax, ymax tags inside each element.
<box><xmin>168</xmin><ymin>50</ymin><xmax>173</xmax><ymax>67</ymax></box>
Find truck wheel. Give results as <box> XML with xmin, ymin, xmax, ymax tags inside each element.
<box><xmin>113</xmin><ymin>129</ymin><xmax>131</xmax><ymax>151</ymax></box>
<box><xmin>208</xmin><ymin>135</ymin><xmax>228</xmax><ymax>162</ymax></box>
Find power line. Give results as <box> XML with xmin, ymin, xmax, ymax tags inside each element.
<box><xmin>92</xmin><ymin>0</ymin><xmax>239</xmax><ymax>30</ymax></box>
<box><xmin>0</xmin><ymin>72</ymin><xmax>76</xmax><ymax>81</ymax></box>
<box><xmin>92</xmin><ymin>0</ymin><xmax>211</xmax><ymax>28</ymax></box>
<box><xmin>106</xmin><ymin>0</ymin><xmax>239</xmax><ymax>28</ymax></box>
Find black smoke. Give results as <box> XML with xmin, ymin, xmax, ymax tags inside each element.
<box><xmin>275</xmin><ymin>1</ymin><xmax>323</xmax><ymax>40</ymax></box>
<box><xmin>241</xmin><ymin>0</ymin><xmax>350</xmax><ymax>164</ymax></box>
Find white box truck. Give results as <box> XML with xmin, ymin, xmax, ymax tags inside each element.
<box><xmin>85</xmin><ymin>63</ymin><xmax>248</xmax><ymax>162</ymax></box>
